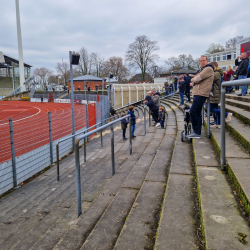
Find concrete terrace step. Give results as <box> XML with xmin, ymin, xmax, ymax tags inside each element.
<box><xmin>0</xmin><ymin>109</ymin><xmax>147</xmax><ymax>249</ymax></box>
<box><xmin>193</xmin><ymin>128</ymin><xmax>250</xmax><ymax>249</ymax></box>
<box><xmin>226</xmin><ymin>93</ymin><xmax>250</xmax><ymax>104</ymax></box>
<box><xmin>155</xmin><ymin>99</ymin><xmax>199</xmax><ymax>249</ymax></box>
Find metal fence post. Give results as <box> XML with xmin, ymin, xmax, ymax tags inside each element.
<box><xmin>111</xmin><ymin>124</ymin><xmax>115</xmax><ymax>175</ymax></box>
<box><xmin>207</xmin><ymin>97</ymin><xmax>210</xmax><ymax>138</ymax></box>
<box><xmin>56</xmin><ymin>144</ymin><xmax>60</xmax><ymax>181</ymax></box>
<box><xmin>48</xmin><ymin>112</ymin><xmax>54</xmax><ymax>165</ymax></box>
<box><xmin>9</xmin><ymin>118</ymin><xmax>17</xmax><ymax>187</ymax></box>
<box><xmin>220</xmin><ymin>86</ymin><xmax>226</xmax><ymax>170</ymax></box>
<box><xmin>86</xmin><ymin>102</ymin><xmax>89</xmax><ymax>141</ymax></box>
<box><xmin>74</xmin><ymin>138</ymin><xmax>82</xmax><ymax>217</ymax></box>
<box><xmin>144</xmin><ymin>106</ymin><xmax>146</xmax><ymax>135</ymax></box>
<box><xmin>129</xmin><ymin>115</ymin><xmax>132</xmax><ymax>155</ymax></box>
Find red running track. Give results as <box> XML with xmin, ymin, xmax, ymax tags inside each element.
<box><xmin>0</xmin><ymin>101</ymin><xmax>96</xmax><ymax>164</ymax></box>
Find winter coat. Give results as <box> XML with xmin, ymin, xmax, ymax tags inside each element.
<box><xmin>184</xmin><ymin>76</ymin><xmax>191</xmax><ymax>90</ymax></box>
<box><xmin>121</xmin><ymin>118</ymin><xmax>129</xmax><ymax>130</ymax></box>
<box><xmin>145</xmin><ymin>96</ymin><xmax>159</xmax><ymax>112</ymax></box>
<box><xmin>178</xmin><ymin>80</ymin><xmax>186</xmax><ymax>93</ymax></box>
<box><xmin>152</xmin><ymin>92</ymin><xmax>161</xmax><ymax>107</ymax></box>
<box><xmin>128</xmin><ymin>110</ymin><xmax>136</xmax><ymax>125</ymax></box>
<box><xmin>235</xmin><ymin>57</ymin><xmax>249</xmax><ymax>76</ymax></box>
<box><xmin>191</xmin><ymin>64</ymin><xmax>214</xmax><ymax>97</ymax></box>
<box><xmin>210</xmin><ymin>68</ymin><xmax>223</xmax><ymax>104</ymax></box>
<box><xmin>158</xmin><ymin>110</ymin><xmax>165</xmax><ymax>120</ymax></box>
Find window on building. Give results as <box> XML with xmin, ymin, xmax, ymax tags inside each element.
<box><xmin>234</xmin><ymin>52</ymin><xmax>236</xmax><ymax>59</ymax></box>
<box><xmin>227</xmin><ymin>53</ymin><xmax>232</xmax><ymax>60</ymax></box>
<box><xmin>233</xmin><ymin>65</ymin><xmax>236</xmax><ymax>70</ymax></box>
<box><xmin>223</xmin><ymin>54</ymin><xmax>226</xmax><ymax>60</ymax></box>
<box><xmin>222</xmin><ymin>66</ymin><xmax>226</xmax><ymax>71</ymax></box>
<box><xmin>208</xmin><ymin>57</ymin><xmax>211</xmax><ymax>62</ymax></box>
<box><xmin>213</xmin><ymin>56</ymin><xmax>216</xmax><ymax>62</ymax></box>
<box><xmin>217</xmin><ymin>55</ymin><xmax>220</xmax><ymax>61</ymax></box>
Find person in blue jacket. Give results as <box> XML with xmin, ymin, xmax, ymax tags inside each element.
<box><xmin>144</xmin><ymin>95</ymin><xmax>160</xmax><ymax>127</ymax></box>
<box><xmin>128</xmin><ymin>106</ymin><xmax>137</xmax><ymax>139</ymax></box>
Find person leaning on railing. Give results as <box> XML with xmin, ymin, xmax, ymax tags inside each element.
<box><xmin>209</xmin><ymin>62</ymin><xmax>232</xmax><ymax>128</ymax></box>
<box><xmin>188</xmin><ymin>56</ymin><xmax>214</xmax><ymax>139</ymax></box>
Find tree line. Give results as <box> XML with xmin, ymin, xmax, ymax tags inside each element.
<box><xmin>33</xmin><ymin>35</ymin><xmax>244</xmax><ymax>85</ymax></box>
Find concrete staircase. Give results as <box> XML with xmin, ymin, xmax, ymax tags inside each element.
<box><xmin>1</xmin><ymin>95</ymin><xmax>250</xmax><ymax>249</ymax></box>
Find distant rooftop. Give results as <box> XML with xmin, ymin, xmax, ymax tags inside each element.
<box><xmin>0</xmin><ymin>52</ymin><xmax>33</xmax><ymax>68</ymax></box>
<box><xmin>69</xmin><ymin>75</ymin><xmax>103</xmax><ymax>82</ymax></box>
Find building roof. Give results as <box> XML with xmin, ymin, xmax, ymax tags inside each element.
<box><xmin>69</xmin><ymin>75</ymin><xmax>103</xmax><ymax>82</ymax></box>
<box><xmin>0</xmin><ymin>52</ymin><xmax>33</xmax><ymax>68</ymax></box>
<box><xmin>128</xmin><ymin>73</ymin><xmax>153</xmax><ymax>83</ymax></box>
<box><xmin>160</xmin><ymin>68</ymin><xmax>197</xmax><ymax>77</ymax></box>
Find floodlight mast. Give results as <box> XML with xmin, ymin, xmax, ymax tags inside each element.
<box><xmin>15</xmin><ymin>0</ymin><xmax>25</xmax><ymax>92</ymax></box>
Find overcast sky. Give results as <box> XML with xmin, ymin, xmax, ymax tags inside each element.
<box><xmin>1</xmin><ymin>0</ymin><xmax>250</xmax><ymax>74</ymax></box>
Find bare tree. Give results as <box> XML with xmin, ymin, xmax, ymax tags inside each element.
<box><xmin>48</xmin><ymin>75</ymin><xmax>57</xmax><ymax>84</ymax></box>
<box><xmin>125</xmin><ymin>35</ymin><xmax>159</xmax><ymax>82</ymax></box>
<box><xmin>77</xmin><ymin>47</ymin><xmax>95</xmax><ymax>75</ymax></box>
<box><xmin>164</xmin><ymin>54</ymin><xmax>196</xmax><ymax>71</ymax></box>
<box><xmin>92</xmin><ymin>52</ymin><xmax>105</xmax><ymax>77</ymax></box>
<box><xmin>33</xmin><ymin>67</ymin><xmax>53</xmax><ymax>86</ymax></box>
<box><xmin>103</xmin><ymin>56</ymin><xmax>128</xmax><ymax>82</ymax></box>
<box><xmin>206</xmin><ymin>43</ymin><xmax>225</xmax><ymax>54</ymax></box>
<box><xmin>55</xmin><ymin>62</ymin><xmax>70</xmax><ymax>85</ymax></box>
<box><xmin>225</xmin><ymin>36</ymin><xmax>244</xmax><ymax>50</ymax></box>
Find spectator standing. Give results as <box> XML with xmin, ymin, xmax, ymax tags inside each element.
<box><xmin>121</xmin><ymin>113</ymin><xmax>129</xmax><ymax>140</ymax></box>
<box><xmin>151</xmin><ymin>88</ymin><xmax>161</xmax><ymax>107</ymax></box>
<box><xmin>144</xmin><ymin>95</ymin><xmax>160</xmax><ymax>127</ymax></box>
<box><xmin>174</xmin><ymin>75</ymin><xmax>178</xmax><ymax>91</ymax></box>
<box><xmin>78</xmin><ymin>86</ymin><xmax>80</xmax><ymax>91</ymax></box>
<box><xmin>188</xmin><ymin>56</ymin><xmax>214</xmax><ymax>139</ymax></box>
<box><xmin>128</xmin><ymin>106</ymin><xmax>137</xmax><ymax>139</ymax></box>
<box><xmin>178</xmin><ymin>76</ymin><xmax>185</xmax><ymax>106</ymax></box>
<box><xmin>233</xmin><ymin>66</ymin><xmax>239</xmax><ymax>90</ymax></box>
<box><xmin>235</xmin><ymin>52</ymin><xmax>249</xmax><ymax>96</ymax></box>
<box><xmin>88</xmin><ymin>86</ymin><xmax>91</xmax><ymax>91</ymax></box>
<box><xmin>184</xmin><ymin>73</ymin><xmax>191</xmax><ymax>102</ymax></box>
<box><xmin>95</xmin><ymin>85</ymin><xmax>98</xmax><ymax>92</ymax></box>
<box><xmin>209</xmin><ymin>62</ymin><xmax>232</xmax><ymax>128</ymax></box>
<box><xmin>164</xmin><ymin>82</ymin><xmax>169</xmax><ymax>96</ymax></box>
<box><xmin>158</xmin><ymin>107</ymin><xmax>165</xmax><ymax>129</ymax></box>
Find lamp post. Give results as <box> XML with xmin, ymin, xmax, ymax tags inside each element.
<box><xmin>69</xmin><ymin>51</ymin><xmax>80</xmax><ymax>148</ymax></box>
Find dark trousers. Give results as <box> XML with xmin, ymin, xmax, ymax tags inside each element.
<box><xmin>190</xmin><ymin>95</ymin><xmax>207</xmax><ymax>135</ymax></box>
<box><xmin>122</xmin><ymin>128</ymin><xmax>126</xmax><ymax>138</ymax></box>
<box><xmin>174</xmin><ymin>83</ymin><xmax>177</xmax><ymax>91</ymax></box>
<box><xmin>152</xmin><ymin>110</ymin><xmax>159</xmax><ymax>123</ymax></box>
<box><xmin>210</xmin><ymin>103</ymin><xmax>228</xmax><ymax>125</ymax></box>
<box><xmin>185</xmin><ymin>88</ymin><xmax>190</xmax><ymax>102</ymax></box>
<box><xmin>160</xmin><ymin>119</ymin><xmax>165</xmax><ymax>128</ymax></box>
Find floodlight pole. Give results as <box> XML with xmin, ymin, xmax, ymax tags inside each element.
<box><xmin>69</xmin><ymin>51</ymin><xmax>76</xmax><ymax>148</ymax></box>
<box><xmin>15</xmin><ymin>0</ymin><xmax>25</xmax><ymax>92</ymax></box>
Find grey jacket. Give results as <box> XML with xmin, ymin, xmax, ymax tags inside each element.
<box><xmin>152</xmin><ymin>93</ymin><xmax>161</xmax><ymax>107</ymax></box>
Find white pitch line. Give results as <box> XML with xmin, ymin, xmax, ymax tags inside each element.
<box><xmin>0</xmin><ymin>107</ymin><xmax>41</xmax><ymax>126</ymax></box>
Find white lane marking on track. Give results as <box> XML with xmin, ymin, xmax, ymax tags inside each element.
<box><xmin>0</xmin><ymin>107</ymin><xmax>41</xmax><ymax>126</ymax></box>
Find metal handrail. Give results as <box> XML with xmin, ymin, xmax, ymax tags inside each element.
<box><xmin>55</xmin><ymin>113</ymin><xmax>122</xmax><ymax>181</ymax></box>
<box><xmin>74</xmin><ymin>114</ymin><xmax>132</xmax><ymax>216</ymax></box>
<box><xmin>220</xmin><ymin>77</ymin><xmax>250</xmax><ymax>170</ymax></box>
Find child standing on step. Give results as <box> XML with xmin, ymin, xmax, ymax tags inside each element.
<box><xmin>121</xmin><ymin>113</ymin><xmax>129</xmax><ymax>140</ymax></box>
<box><xmin>158</xmin><ymin>106</ymin><xmax>165</xmax><ymax>129</ymax></box>
<box><xmin>128</xmin><ymin>106</ymin><xmax>137</xmax><ymax>139</ymax></box>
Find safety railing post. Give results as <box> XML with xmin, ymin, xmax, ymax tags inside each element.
<box><xmin>129</xmin><ymin>115</ymin><xmax>132</xmax><ymax>155</ymax></box>
<box><xmin>111</xmin><ymin>124</ymin><xmax>115</xmax><ymax>175</ymax></box>
<box><xmin>149</xmin><ymin>110</ymin><xmax>151</xmax><ymax>127</ymax></box>
<box><xmin>220</xmin><ymin>86</ymin><xmax>226</xmax><ymax>170</ymax></box>
<box><xmin>86</xmin><ymin>102</ymin><xmax>89</xmax><ymax>141</ymax></box>
<box><xmin>9</xmin><ymin>118</ymin><xmax>17</xmax><ymax>187</ymax></box>
<box><xmin>144</xmin><ymin>106</ymin><xmax>146</xmax><ymax>135</ymax></box>
<box><xmin>48</xmin><ymin>112</ymin><xmax>54</xmax><ymax>165</ymax></box>
<box><xmin>56</xmin><ymin>144</ymin><xmax>59</xmax><ymax>181</ymax></box>
<box><xmin>207</xmin><ymin>97</ymin><xmax>210</xmax><ymax>138</ymax></box>
<box><xmin>75</xmin><ymin>138</ymin><xmax>82</xmax><ymax>217</ymax></box>
<box><xmin>84</xmin><ymin>133</ymin><xmax>87</xmax><ymax>162</ymax></box>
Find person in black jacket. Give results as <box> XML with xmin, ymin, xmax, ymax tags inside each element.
<box><xmin>174</xmin><ymin>75</ymin><xmax>178</xmax><ymax>91</ymax></box>
<box><xmin>178</xmin><ymin>76</ymin><xmax>185</xmax><ymax>106</ymax></box>
<box><xmin>144</xmin><ymin>95</ymin><xmax>160</xmax><ymax>127</ymax></box>
<box><xmin>235</xmin><ymin>52</ymin><xmax>249</xmax><ymax>96</ymax></box>
<box><xmin>158</xmin><ymin>107</ymin><xmax>165</xmax><ymax>129</ymax></box>
<box><xmin>184</xmin><ymin>73</ymin><xmax>191</xmax><ymax>102</ymax></box>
